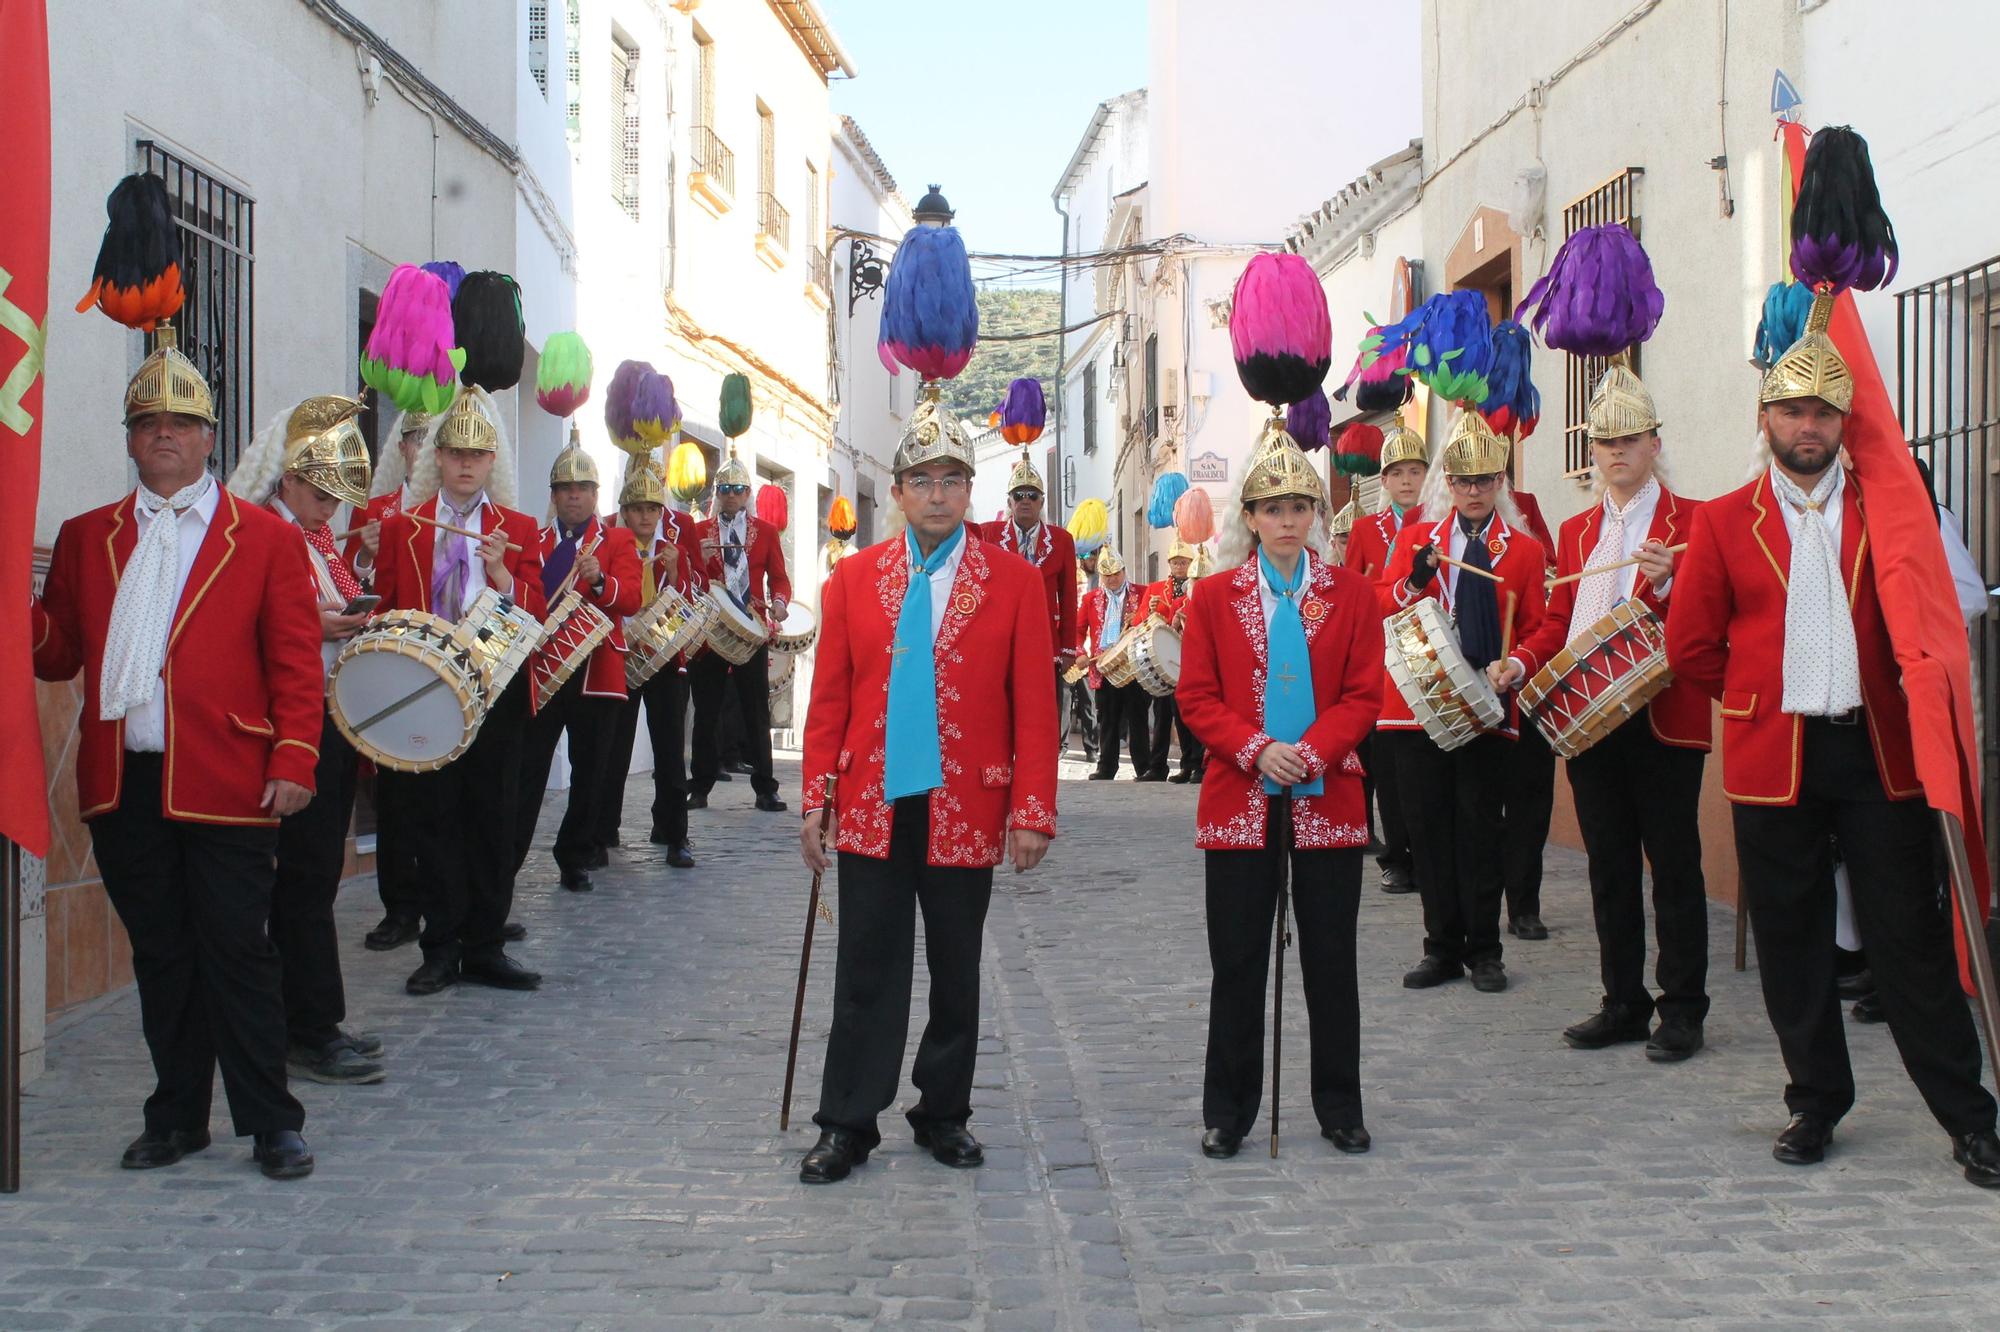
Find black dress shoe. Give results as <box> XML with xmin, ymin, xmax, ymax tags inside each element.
<box><xmin>1470</xmin><ymin>959</ymin><xmax>1509</xmax><ymax>993</ymax></box>
<box><xmin>666</xmin><ymin>844</ymin><xmax>696</xmax><ymax>869</ymax></box>
<box><xmin>1087</xmin><ymin>771</ymin><xmax>1114</xmax><ymax>781</ymax></box>
<box><xmin>287</xmin><ymin>1038</ymin><xmax>385</xmax><ymax>1085</ymax></box>
<box><xmin>585</xmin><ymin>847</ymin><xmax>609</xmax><ymax>870</ymax></box>
<box><xmin>714</xmin><ymin>769</ymin><xmax>734</xmax><ymax>782</ymax></box>
<box><xmin>1836</xmin><ymin>967</ymin><xmax>1875</xmax><ymax>1000</ymax></box>
<box><xmin>1951</xmin><ymin>1128</ymin><xmax>2000</xmax><ymax>1188</ymax></box>
<box><xmin>502</xmin><ymin>921</ymin><xmax>528</xmax><ymax>942</ymax></box>
<box><xmin>755</xmin><ymin>794</ymin><xmax>789</xmax><ymax>813</ymax></box>
<box><xmin>120</xmin><ymin>1128</ymin><xmax>210</xmax><ymax>1170</ymax></box>
<box><xmin>1508</xmin><ymin>914</ymin><xmax>1549</xmax><ymax>940</ymax></box>
<box><xmin>1190</xmin><ymin>772</ymin><xmax>1203</xmax><ymax>785</ymax></box>
<box><xmin>252</xmin><ymin>1130</ymin><xmax>314</xmax><ymax>1180</ymax></box>
<box><xmin>686</xmin><ymin>792</ymin><xmax>710</xmax><ymax>810</ymax></box>
<box><xmin>726</xmin><ymin>760</ymin><xmax>756</xmax><ymax>776</ymax></box>
<box><xmin>1135</xmin><ymin>772</ymin><xmax>1165</xmax><ymax>783</ymax></box>
<box><xmin>561</xmin><ymin>868</ymin><xmax>594</xmax><ymax>893</ymax></box>
<box><xmin>1167</xmin><ymin>771</ymin><xmax>1191</xmax><ymax>784</ymax></box>
<box><xmin>799</xmin><ymin>1129</ymin><xmax>871</xmax><ymax>1184</ymax></box>
<box><xmin>1646</xmin><ymin>1019</ymin><xmax>1705</xmax><ymax>1063</ymax></box>
<box><xmin>460</xmin><ymin>952</ymin><xmax>542</xmax><ymax>991</ymax></box>
<box><xmin>405</xmin><ymin>953</ymin><xmax>459</xmax><ymax>996</ymax></box>
<box><xmin>1402</xmin><ymin>955</ymin><xmax>1463</xmax><ymax>989</ymax></box>
<box><xmin>913</xmin><ymin>1123</ymin><xmax>984</xmax><ymax>1168</ymax></box>
<box><xmin>1379</xmin><ymin>864</ymin><xmax>1417</xmax><ymax>895</ymax></box>
<box><xmin>1772</xmin><ymin>1112</ymin><xmax>1835</xmax><ymax>1165</ymax></box>
<box><xmin>363</xmin><ymin>915</ymin><xmax>420</xmax><ymax>952</ymax></box>
<box><xmin>1200</xmin><ymin>1128</ymin><xmax>1243</xmax><ymax>1159</ymax></box>
<box><xmin>335</xmin><ymin>1027</ymin><xmax>384</xmax><ymax>1058</ymax></box>
<box><xmin>1322</xmin><ymin>1125</ymin><xmax>1371</xmax><ymax>1154</ymax></box>
<box><xmin>1851</xmin><ymin>993</ymin><xmax>1886</xmax><ymax>1024</ymax></box>
<box><xmin>1563</xmin><ymin>1003</ymin><xmax>1653</xmax><ymax>1050</ymax></box>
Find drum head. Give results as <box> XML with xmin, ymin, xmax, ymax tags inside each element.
<box><xmin>331</xmin><ymin>649</ymin><xmax>474</xmax><ymax>764</ymax></box>
<box><xmin>709</xmin><ymin>591</ymin><xmax>765</xmax><ymax>637</ymax></box>
<box><xmin>778</xmin><ymin>601</ymin><xmax>816</xmax><ymax>637</ymax></box>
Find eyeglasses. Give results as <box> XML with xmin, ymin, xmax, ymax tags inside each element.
<box><xmin>715</xmin><ymin>484</ymin><xmax>749</xmax><ymax>495</ymax></box>
<box><xmin>1449</xmin><ymin>475</ymin><xmax>1501</xmax><ymax>492</ymax></box>
<box><xmin>902</xmin><ymin>474</ymin><xmax>969</xmax><ymax>496</ymax></box>
<box><xmin>1009</xmin><ymin>489</ymin><xmax>1042</xmax><ymax>503</ymax></box>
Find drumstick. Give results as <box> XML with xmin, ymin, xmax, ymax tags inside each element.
<box><xmin>1434</xmin><ymin>552</ymin><xmax>1504</xmax><ymax>584</ymax></box>
<box><xmin>409</xmin><ymin>511</ymin><xmax>523</xmax><ymax>553</ymax></box>
<box><xmin>1546</xmin><ymin>543</ymin><xmax>1688</xmax><ymax>588</ymax></box>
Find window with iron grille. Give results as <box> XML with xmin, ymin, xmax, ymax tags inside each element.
<box><xmin>1143</xmin><ymin>333</ymin><xmax>1159</xmax><ymax>440</ymax></box>
<box><xmin>563</xmin><ymin>1</ymin><xmax>582</xmax><ymax>146</ymax></box>
<box><xmin>138</xmin><ymin>141</ymin><xmax>253</xmax><ymax>479</ymax></box>
<box><xmin>1083</xmin><ymin>364</ymin><xmax>1098</xmax><ymax>455</ymax></box>
<box><xmin>610</xmin><ymin>35</ymin><xmax>640</xmax><ymax>220</ymax></box>
<box><xmin>1559</xmin><ymin>167</ymin><xmax>1645</xmax><ymax>477</ymax></box>
<box><xmin>528</xmin><ymin>2</ymin><xmax>549</xmax><ymax>95</ymax></box>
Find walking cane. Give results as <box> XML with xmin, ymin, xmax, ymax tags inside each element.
<box><xmin>1270</xmin><ymin>786</ymin><xmax>1293</xmax><ymax>1158</ymax></box>
<box><xmin>1938</xmin><ymin>812</ymin><xmax>2000</xmax><ymax>1097</ymax></box>
<box><xmin>781</xmin><ymin>776</ymin><xmax>837</xmax><ymax>1131</ymax></box>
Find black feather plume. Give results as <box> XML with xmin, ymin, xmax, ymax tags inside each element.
<box><xmin>1791</xmin><ymin>126</ymin><xmax>1898</xmax><ymax>292</ymax></box>
<box><xmin>452</xmin><ymin>271</ymin><xmax>526</xmax><ymax>391</ymax></box>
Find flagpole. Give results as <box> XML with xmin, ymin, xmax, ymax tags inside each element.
<box><xmin>1939</xmin><ymin>813</ymin><xmax>2000</xmax><ymax>1095</ymax></box>
<box><xmin>3</xmin><ymin>837</ymin><xmax>21</xmax><ymax>1192</ymax></box>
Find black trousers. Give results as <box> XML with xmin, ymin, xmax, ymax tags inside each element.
<box><xmin>689</xmin><ymin>647</ymin><xmax>778</xmax><ymax>798</ymax></box>
<box><xmin>1735</xmin><ymin>717</ymin><xmax>1996</xmax><ymax>1135</ymax></box>
<box><xmin>271</xmin><ymin>712</ymin><xmax>359</xmax><ymax>1049</ymax></box>
<box><xmin>1502</xmin><ymin>722</ymin><xmax>1557</xmax><ymax>919</ymax></box>
<box><xmin>600</xmin><ymin>665</ymin><xmax>691</xmax><ymax>847</ymax></box>
<box><xmin>1394</xmin><ymin>731</ymin><xmax>1509</xmax><ymax>966</ymax></box>
<box><xmin>369</xmin><ymin>766</ymin><xmax>421</xmax><ymax>925</ymax></box>
<box><xmin>1566</xmin><ymin>710</ymin><xmax>1709</xmax><ymax>1023</ymax></box>
<box><xmin>1203</xmin><ymin>816</ymin><xmax>1363</xmax><ymax>1136</ymax></box>
<box><xmin>515</xmin><ymin>669</ymin><xmax>618</xmax><ymax>875</ymax></box>
<box><xmin>91</xmin><ymin>753</ymin><xmax>303</xmax><ymax>1138</ymax></box>
<box><xmin>814</xmin><ymin>796</ymin><xmax>994</xmax><ymax>1149</ymax></box>
<box><xmin>1362</xmin><ymin>732</ymin><xmax>1415</xmax><ymax>875</ymax></box>
<box><xmin>1069</xmin><ymin>675</ymin><xmax>1099</xmax><ymax>760</ymax></box>
<box><xmin>1092</xmin><ymin>680</ymin><xmax>1153</xmax><ymax>777</ymax></box>
<box><xmin>377</xmin><ymin>678</ymin><xmax>526</xmax><ymax>963</ymax></box>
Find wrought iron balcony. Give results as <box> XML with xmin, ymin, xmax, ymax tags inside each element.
<box><xmin>690</xmin><ymin>125</ymin><xmax>734</xmax><ymax>211</ymax></box>
<box><xmin>757</xmin><ymin>191</ymin><xmax>791</xmax><ymax>253</ymax></box>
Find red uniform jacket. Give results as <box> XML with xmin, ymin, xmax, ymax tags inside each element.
<box><xmin>1512</xmin><ymin>489</ymin><xmax>1558</xmax><ymax>569</ymax></box>
<box><xmin>372</xmin><ymin>494</ymin><xmax>548</xmax><ymax>622</ymax></box>
<box><xmin>1078</xmin><ymin>580</ymin><xmax>1159</xmax><ymax>688</ymax></box>
<box><xmin>978</xmin><ymin>519</ymin><xmax>1079</xmax><ymax>661</ymax></box>
<box><xmin>1510</xmin><ymin>485</ymin><xmax>1710</xmax><ymax>751</ymax></box>
<box><xmin>1343</xmin><ymin>508</ymin><xmax>1406</xmax><ymax>581</ymax></box>
<box><xmin>1665</xmin><ymin>469</ymin><xmax>1916</xmax><ymax>806</ymax></box>
<box><xmin>1177</xmin><ymin>553</ymin><xmax>1385</xmax><ymax>849</ymax></box>
<box><xmin>695</xmin><ymin>512</ymin><xmax>792</xmax><ymax>613</ymax></box>
<box><xmin>1146</xmin><ymin>576</ymin><xmax>1195</xmax><ymax>630</ymax></box>
<box><xmin>1378</xmin><ymin>512</ymin><xmax>1547</xmax><ymax>737</ymax></box>
<box><xmin>32</xmin><ymin>489</ymin><xmax>327</xmax><ymax>824</ymax></box>
<box><xmin>343</xmin><ymin>489</ymin><xmax>407</xmax><ymax>579</ymax></box>
<box><xmin>801</xmin><ymin>528</ymin><xmax>1060</xmax><ymax>867</ymax></box>
<box><xmin>533</xmin><ymin>516</ymin><xmax>643</xmax><ymax>698</ymax></box>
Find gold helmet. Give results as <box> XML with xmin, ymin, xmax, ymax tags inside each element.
<box><xmin>282</xmin><ymin>394</ymin><xmax>371</xmax><ymax>508</ymax></box>
<box><xmin>1442</xmin><ymin>409</ymin><xmax>1510</xmax><ymax>477</ymax></box>
<box><xmin>1329</xmin><ymin>495</ymin><xmax>1361</xmax><ymax>538</ymax></box>
<box><xmin>550</xmin><ymin>428</ymin><xmax>600</xmax><ymax>487</ymax></box>
<box><xmin>397</xmin><ymin>409</ymin><xmax>434</xmax><ymax>440</ymax></box>
<box><xmin>1238</xmin><ymin>415</ymin><xmax>1326</xmax><ymax>507</ymax></box>
<box><xmin>713</xmin><ymin>450</ymin><xmax>753</xmax><ymax>490</ymax></box>
<box><xmin>1586</xmin><ymin>362</ymin><xmax>1662</xmax><ymax>439</ymax></box>
<box><xmin>891</xmin><ymin>381</ymin><xmax>977</xmax><ymax>478</ymax></box>
<box><xmin>1096</xmin><ymin>546</ymin><xmax>1125</xmax><ymax>577</ymax></box>
<box><xmin>1378</xmin><ymin>417</ymin><xmax>1428</xmax><ymax>471</ymax></box>
<box><xmin>1167</xmin><ymin>536</ymin><xmax>1198</xmax><ymax>564</ymax></box>
<box><xmin>123</xmin><ymin>326</ymin><xmax>216</xmax><ymax>425</ymax></box>
<box><xmin>619</xmin><ymin>458</ymin><xmax>668</xmax><ymax>508</ymax></box>
<box><xmin>435</xmin><ymin>385</ymin><xmax>499</xmax><ymax>453</ymax></box>
<box><xmin>1007</xmin><ymin>449</ymin><xmax>1044</xmax><ymax>495</ymax></box>
<box><xmin>1759</xmin><ymin>289</ymin><xmax>1852</xmax><ymax>414</ymax></box>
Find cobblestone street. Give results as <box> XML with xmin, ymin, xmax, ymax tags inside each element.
<box><xmin>7</xmin><ymin>758</ymin><xmax>1999</xmax><ymax>1330</ymax></box>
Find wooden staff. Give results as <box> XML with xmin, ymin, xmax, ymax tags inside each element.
<box><xmin>1546</xmin><ymin>543</ymin><xmax>1688</xmax><ymax>588</ymax></box>
<box><xmin>1270</xmin><ymin>786</ymin><xmax>1293</xmax><ymax>1158</ymax></box>
<box><xmin>781</xmin><ymin>776</ymin><xmax>838</xmax><ymax>1131</ymax></box>
<box><xmin>1435</xmin><ymin>551</ymin><xmax>1504</xmax><ymax>584</ymax></box>
<box><xmin>408</xmin><ymin>510</ymin><xmax>523</xmax><ymax>553</ymax></box>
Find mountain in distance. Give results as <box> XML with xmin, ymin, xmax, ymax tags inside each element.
<box><xmin>944</xmin><ymin>288</ymin><xmax>1062</xmax><ymax>425</ymax></box>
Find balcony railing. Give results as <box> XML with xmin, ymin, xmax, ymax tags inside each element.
<box><xmin>690</xmin><ymin>125</ymin><xmax>734</xmax><ymax>209</ymax></box>
<box><xmin>807</xmin><ymin>245</ymin><xmax>829</xmax><ymax>292</ymax></box>
<box><xmin>757</xmin><ymin>191</ymin><xmax>791</xmax><ymax>253</ymax></box>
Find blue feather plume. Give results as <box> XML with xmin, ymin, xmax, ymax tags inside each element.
<box><xmin>1147</xmin><ymin>472</ymin><xmax>1189</xmax><ymax>529</ymax></box>
<box><xmin>1754</xmin><ymin>281</ymin><xmax>1815</xmax><ymax>369</ymax></box>
<box><xmin>878</xmin><ymin>226</ymin><xmax>980</xmax><ymax>380</ymax></box>
<box><xmin>1478</xmin><ymin>320</ymin><xmax>1541</xmax><ymax>439</ymax></box>
<box><xmin>1406</xmin><ymin>291</ymin><xmax>1494</xmax><ymax>404</ymax></box>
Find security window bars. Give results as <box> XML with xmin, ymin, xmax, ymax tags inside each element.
<box><xmin>610</xmin><ymin>36</ymin><xmax>640</xmax><ymax>220</ymax></box>
<box><xmin>564</xmin><ymin>1</ymin><xmax>582</xmax><ymax>146</ymax></box>
<box><xmin>1560</xmin><ymin>167</ymin><xmax>1644</xmax><ymax>477</ymax></box>
<box><xmin>528</xmin><ymin>2</ymin><xmax>549</xmax><ymax>95</ymax></box>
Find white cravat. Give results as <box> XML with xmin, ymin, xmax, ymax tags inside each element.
<box><xmin>1568</xmin><ymin>478</ymin><xmax>1659</xmax><ymax>639</ymax></box>
<box><xmin>1769</xmin><ymin>465</ymin><xmax>1863</xmax><ymax>716</ymax></box>
<box><xmin>104</xmin><ymin>476</ymin><xmax>217</xmax><ymax>747</ymax></box>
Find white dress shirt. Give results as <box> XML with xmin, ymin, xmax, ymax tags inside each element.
<box><xmin>1773</xmin><ymin>464</ymin><xmax>1844</xmax><ymax>555</ymax></box>
<box><xmin>911</xmin><ymin>532</ymin><xmax>968</xmax><ymax>640</ymax></box>
<box><xmin>123</xmin><ymin>477</ymin><xmax>219</xmax><ymax>752</ymax></box>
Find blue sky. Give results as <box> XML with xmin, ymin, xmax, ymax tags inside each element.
<box><xmin>821</xmin><ymin>0</ymin><xmax>1148</xmax><ymax>282</ymax></box>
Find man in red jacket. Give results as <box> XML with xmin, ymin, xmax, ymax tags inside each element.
<box><xmin>1667</xmin><ymin>300</ymin><xmax>1999</xmax><ymax>1186</ymax></box>
<box><xmin>1079</xmin><ymin>548</ymin><xmax>1157</xmax><ymax>780</ymax></box>
<box><xmin>977</xmin><ymin>448</ymin><xmax>1079</xmax><ymax>735</ymax></box>
<box><xmin>511</xmin><ymin>441</ymin><xmax>641</xmax><ymax>894</ymax></box>
<box><xmin>1499</xmin><ymin>365</ymin><xmax>1711</xmax><ymax>1062</ymax></box>
<box><xmin>1145</xmin><ymin>538</ymin><xmax>1203</xmax><ymax>781</ymax></box>
<box><xmin>371</xmin><ymin>389</ymin><xmax>547</xmax><ymax>997</ymax></box>
<box><xmin>32</xmin><ymin>336</ymin><xmax>324</xmax><ymax>1179</ymax></box>
<box><xmin>690</xmin><ymin>454</ymin><xmax>791</xmax><ymax>812</ymax></box>
<box><xmin>795</xmin><ymin>392</ymin><xmax>1058</xmax><ymax>1184</ymax></box>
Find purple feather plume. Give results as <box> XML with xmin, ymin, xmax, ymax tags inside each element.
<box><xmin>1230</xmin><ymin>253</ymin><xmax>1332</xmax><ymax>407</ymax></box>
<box><xmin>879</xmin><ymin>226</ymin><xmax>979</xmax><ymax>380</ymax></box>
<box><xmin>1790</xmin><ymin>125</ymin><xmax>1898</xmax><ymax>292</ymax></box>
<box><xmin>605</xmin><ymin>359</ymin><xmax>653</xmax><ymax>445</ymax></box>
<box><xmin>1284</xmin><ymin>390</ymin><xmax>1331</xmax><ymax>451</ymax></box>
<box><xmin>1514</xmin><ymin>225</ymin><xmax>1664</xmax><ymax>358</ymax></box>
<box><xmin>629</xmin><ymin>370</ymin><xmax>678</xmax><ymax>444</ymax></box>
<box><xmin>1000</xmin><ymin>378</ymin><xmax>1046</xmax><ymax>444</ymax></box>
<box><xmin>421</xmin><ymin>261</ymin><xmax>466</xmax><ymax>301</ymax></box>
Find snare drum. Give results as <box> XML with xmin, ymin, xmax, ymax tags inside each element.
<box><xmin>1130</xmin><ymin>618</ymin><xmax>1183</xmax><ymax>697</ymax></box>
<box><xmin>624</xmin><ymin>587</ymin><xmax>713</xmax><ymax>690</ymax></box>
<box><xmin>328</xmin><ymin>612</ymin><xmax>487</xmax><ymax>772</ymax></box>
<box><xmin>1095</xmin><ymin>623</ymin><xmax>1144</xmax><ymax>688</ymax></box>
<box><xmin>527</xmin><ymin>589</ymin><xmax>614</xmax><ymax>710</ymax></box>
<box><xmin>771</xmin><ymin>601</ymin><xmax>818</xmax><ymax>655</ymax></box>
<box><xmin>1383</xmin><ymin>601</ymin><xmax>1505</xmax><ymax>751</ymax></box>
<box><xmin>702</xmin><ymin>589</ymin><xmax>771</xmax><ymax>665</ymax></box>
<box><xmin>768</xmin><ymin>648</ymin><xmax>797</xmax><ymax>695</ymax></box>
<box><xmin>452</xmin><ymin>587</ymin><xmax>544</xmax><ymax>697</ymax></box>
<box><xmin>1519</xmin><ymin>601</ymin><xmax>1673</xmax><ymax>758</ymax></box>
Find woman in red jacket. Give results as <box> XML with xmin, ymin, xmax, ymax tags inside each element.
<box><xmin>1177</xmin><ymin>423</ymin><xmax>1385</xmax><ymax>1159</ymax></box>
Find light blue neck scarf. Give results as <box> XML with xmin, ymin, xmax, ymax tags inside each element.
<box><xmin>883</xmin><ymin>525</ymin><xmax>964</xmax><ymax>801</ymax></box>
<box><xmin>1259</xmin><ymin>548</ymin><xmax>1322</xmax><ymax>796</ymax></box>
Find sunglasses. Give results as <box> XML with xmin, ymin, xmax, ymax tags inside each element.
<box><xmin>716</xmin><ymin>484</ymin><xmax>750</xmax><ymax>495</ymax></box>
<box><xmin>1009</xmin><ymin>490</ymin><xmax>1042</xmax><ymax>503</ymax></box>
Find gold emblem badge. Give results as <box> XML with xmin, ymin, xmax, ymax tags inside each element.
<box><xmin>1487</xmin><ymin>537</ymin><xmax>1505</xmax><ymax>558</ymax></box>
<box><xmin>952</xmin><ymin>588</ymin><xmax>978</xmax><ymax>617</ymax></box>
<box><xmin>1302</xmin><ymin>598</ymin><xmax>1327</xmax><ymax>623</ymax></box>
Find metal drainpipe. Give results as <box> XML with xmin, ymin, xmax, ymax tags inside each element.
<box><xmin>1053</xmin><ymin>194</ymin><xmax>1070</xmax><ymax>523</ymax></box>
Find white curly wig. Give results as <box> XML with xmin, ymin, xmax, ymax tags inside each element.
<box><xmin>369</xmin><ymin>408</ymin><xmax>443</xmax><ymax>499</ymax></box>
<box><xmin>1213</xmin><ymin>499</ymin><xmax>1333</xmax><ymax>572</ymax></box>
<box><xmin>406</xmin><ymin>387</ymin><xmax>519</xmax><ymax>509</ymax></box>
<box><xmin>224</xmin><ymin>405</ymin><xmax>296</xmax><ymax>506</ymax></box>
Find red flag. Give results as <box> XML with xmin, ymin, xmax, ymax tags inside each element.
<box><xmin>0</xmin><ymin>0</ymin><xmax>51</xmax><ymax>857</ymax></box>
<box><xmin>1779</xmin><ymin>120</ymin><xmax>1990</xmax><ymax>988</ymax></box>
